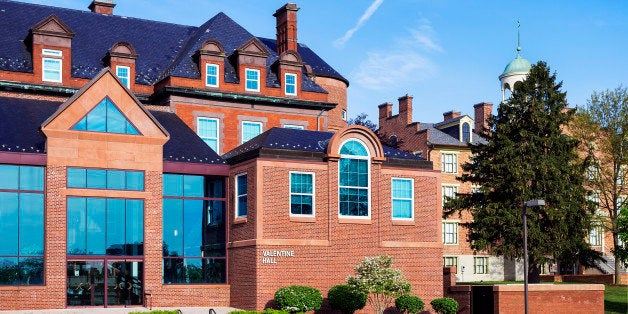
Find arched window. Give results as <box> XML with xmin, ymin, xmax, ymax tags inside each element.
<box><xmin>338</xmin><ymin>139</ymin><xmax>370</xmax><ymax>218</ymax></box>
<box><xmin>462</xmin><ymin>122</ymin><xmax>471</xmax><ymax>142</ymax></box>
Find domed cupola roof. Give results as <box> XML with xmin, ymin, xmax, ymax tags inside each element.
<box><xmin>502</xmin><ymin>49</ymin><xmax>532</xmax><ymax>76</ymax></box>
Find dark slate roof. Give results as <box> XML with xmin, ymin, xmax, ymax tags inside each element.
<box><xmin>0</xmin><ymin>96</ymin><xmax>224</xmax><ymax>164</ymax></box>
<box><xmin>0</xmin><ymin>0</ymin><xmax>344</xmax><ymax>91</ymax></box>
<box><xmin>223</xmin><ymin>127</ymin><xmax>422</xmax><ymax>162</ymax></box>
<box><xmin>420</xmin><ymin>122</ymin><xmax>487</xmax><ymax>146</ymax></box>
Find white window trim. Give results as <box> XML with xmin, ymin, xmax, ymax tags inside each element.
<box><xmin>442</xmin><ymin>220</ymin><xmax>459</xmax><ymax>245</ymax></box>
<box><xmin>197</xmin><ymin>117</ymin><xmax>220</xmax><ymax>154</ymax></box>
<box><xmin>443</xmin><ymin>256</ymin><xmax>459</xmax><ymax>273</ymax></box>
<box><xmin>241</xmin><ymin>121</ymin><xmax>263</xmax><ymax>144</ymax></box>
<box><xmin>284</xmin><ymin>73</ymin><xmax>297</xmax><ymax>96</ymax></box>
<box><xmin>42</xmin><ymin>49</ymin><xmax>62</xmax><ymax>57</ymax></box>
<box><xmin>338</xmin><ymin>138</ymin><xmax>371</xmax><ymax>220</ymax></box>
<box><xmin>283</xmin><ymin>124</ymin><xmax>304</xmax><ymax>130</ymax></box>
<box><xmin>235</xmin><ymin>173</ymin><xmax>247</xmax><ymax>218</ymax></box>
<box><xmin>245</xmin><ymin>68</ymin><xmax>260</xmax><ymax>92</ymax></box>
<box><xmin>342</xmin><ymin>110</ymin><xmax>347</xmax><ymax>121</ymax></box>
<box><xmin>441</xmin><ymin>152</ymin><xmax>459</xmax><ymax>174</ymax></box>
<box><xmin>442</xmin><ymin>184</ymin><xmax>459</xmax><ymax>207</ymax></box>
<box><xmin>391</xmin><ymin>177</ymin><xmax>414</xmax><ymax>220</ymax></box>
<box><xmin>205</xmin><ymin>63</ymin><xmax>219</xmax><ymax>88</ymax></box>
<box><xmin>116</xmin><ymin>65</ymin><xmax>131</xmax><ymax>88</ymax></box>
<box><xmin>460</xmin><ymin>120</ymin><xmax>473</xmax><ymax>143</ymax></box>
<box><xmin>42</xmin><ymin>57</ymin><xmax>62</xmax><ymax>83</ymax></box>
<box><xmin>289</xmin><ymin>171</ymin><xmax>315</xmax><ymax>217</ymax></box>
<box><xmin>473</xmin><ymin>256</ymin><xmax>489</xmax><ymax>274</ymax></box>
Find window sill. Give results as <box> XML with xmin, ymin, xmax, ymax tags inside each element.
<box><xmin>443</xmin><ymin>243</ymin><xmax>459</xmax><ymax>246</ymax></box>
<box><xmin>233</xmin><ymin>217</ymin><xmax>248</xmax><ymax>225</ymax></box>
<box><xmin>289</xmin><ymin>216</ymin><xmax>316</xmax><ymax>223</ymax></box>
<box><xmin>338</xmin><ymin>217</ymin><xmax>372</xmax><ymax>225</ymax></box>
<box><xmin>392</xmin><ymin>219</ymin><xmax>415</xmax><ymax>226</ymax></box>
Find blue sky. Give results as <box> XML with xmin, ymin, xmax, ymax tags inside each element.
<box><xmin>20</xmin><ymin>0</ymin><xmax>628</xmax><ymax>124</ymax></box>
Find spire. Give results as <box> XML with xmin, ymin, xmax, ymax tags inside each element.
<box><xmin>517</xmin><ymin>19</ymin><xmax>521</xmax><ymax>54</ymax></box>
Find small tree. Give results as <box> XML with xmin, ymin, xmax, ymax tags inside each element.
<box><xmin>347</xmin><ymin>255</ymin><xmax>411</xmax><ymax>314</ymax></box>
<box><xmin>395</xmin><ymin>294</ymin><xmax>424</xmax><ymax>314</ymax></box>
<box><xmin>430</xmin><ymin>298</ymin><xmax>459</xmax><ymax>314</ymax></box>
<box><xmin>328</xmin><ymin>284</ymin><xmax>367</xmax><ymax>314</ymax></box>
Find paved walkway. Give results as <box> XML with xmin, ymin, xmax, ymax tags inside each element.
<box><xmin>1</xmin><ymin>307</ymin><xmax>238</xmax><ymax>314</ymax></box>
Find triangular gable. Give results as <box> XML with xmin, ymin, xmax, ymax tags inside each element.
<box><xmin>30</xmin><ymin>14</ymin><xmax>75</xmax><ymax>38</ymax></box>
<box><xmin>42</xmin><ymin>68</ymin><xmax>169</xmax><ymax>139</ymax></box>
<box><xmin>72</xmin><ymin>97</ymin><xmax>140</xmax><ymax>135</ymax></box>
<box><xmin>236</xmin><ymin>37</ymin><xmax>270</xmax><ymax>57</ymax></box>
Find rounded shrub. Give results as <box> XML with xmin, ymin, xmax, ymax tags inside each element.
<box><xmin>430</xmin><ymin>297</ymin><xmax>459</xmax><ymax>314</ymax></box>
<box><xmin>395</xmin><ymin>294</ymin><xmax>425</xmax><ymax>314</ymax></box>
<box><xmin>274</xmin><ymin>285</ymin><xmax>323</xmax><ymax>313</ymax></box>
<box><xmin>327</xmin><ymin>284</ymin><xmax>367</xmax><ymax>314</ymax></box>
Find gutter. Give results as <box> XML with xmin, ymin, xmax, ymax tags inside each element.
<box><xmin>0</xmin><ymin>81</ymin><xmax>151</xmax><ymax>102</ymax></box>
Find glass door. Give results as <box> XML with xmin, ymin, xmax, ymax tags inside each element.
<box><xmin>67</xmin><ymin>261</ymin><xmax>105</xmax><ymax>306</ymax></box>
<box><xmin>107</xmin><ymin>261</ymin><xmax>144</xmax><ymax>306</ymax></box>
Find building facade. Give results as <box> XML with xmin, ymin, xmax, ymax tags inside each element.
<box><xmin>0</xmin><ymin>0</ymin><xmax>444</xmax><ymax>310</ymax></box>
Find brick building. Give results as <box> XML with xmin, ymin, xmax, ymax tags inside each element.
<box><xmin>0</xmin><ymin>0</ymin><xmax>443</xmax><ymax>311</ymax></box>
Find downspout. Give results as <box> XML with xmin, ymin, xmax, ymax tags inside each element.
<box><xmin>426</xmin><ymin>140</ymin><xmax>434</xmax><ymax>161</ymax></box>
<box><xmin>317</xmin><ymin>109</ymin><xmax>325</xmax><ymax>131</ymax></box>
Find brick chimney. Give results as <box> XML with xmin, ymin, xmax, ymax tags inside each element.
<box><xmin>89</xmin><ymin>0</ymin><xmax>115</xmax><ymax>15</ymax></box>
<box><xmin>378</xmin><ymin>102</ymin><xmax>392</xmax><ymax>125</ymax></box>
<box><xmin>398</xmin><ymin>94</ymin><xmax>413</xmax><ymax>125</ymax></box>
<box><xmin>274</xmin><ymin>3</ymin><xmax>299</xmax><ymax>55</ymax></box>
<box><xmin>473</xmin><ymin>102</ymin><xmax>493</xmax><ymax>133</ymax></box>
<box><xmin>443</xmin><ymin>110</ymin><xmax>461</xmax><ymax>121</ymax></box>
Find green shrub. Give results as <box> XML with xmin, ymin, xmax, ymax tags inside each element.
<box><xmin>328</xmin><ymin>284</ymin><xmax>367</xmax><ymax>314</ymax></box>
<box><xmin>261</xmin><ymin>309</ymin><xmax>289</xmax><ymax>314</ymax></box>
<box><xmin>229</xmin><ymin>311</ymin><xmax>258</xmax><ymax>314</ymax></box>
<box><xmin>395</xmin><ymin>294</ymin><xmax>425</xmax><ymax>314</ymax></box>
<box><xmin>430</xmin><ymin>297</ymin><xmax>459</xmax><ymax>314</ymax></box>
<box><xmin>274</xmin><ymin>285</ymin><xmax>323</xmax><ymax>313</ymax></box>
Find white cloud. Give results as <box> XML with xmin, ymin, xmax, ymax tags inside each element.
<box><xmin>334</xmin><ymin>0</ymin><xmax>385</xmax><ymax>48</ymax></box>
<box><xmin>350</xmin><ymin>18</ymin><xmax>443</xmax><ymax>91</ymax></box>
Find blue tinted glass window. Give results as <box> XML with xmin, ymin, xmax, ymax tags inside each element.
<box><xmin>236</xmin><ymin>174</ymin><xmax>247</xmax><ymax>217</ymax></box>
<box><xmin>71</xmin><ymin>98</ymin><xmax>139</xmax><ymax>135</ymax></box>
<box><xmin>0</xmin><ymin>192</ymin><xmax>18</xmax><ymax>255</ymax></box>
<box><xmin>0</xmin><ymin>257</ymin><xmax>18</xmax><ymax>285</ymax></box>
<box><xmin>285</xmin><ymin>73</ymin><xmax>296</xmax><ymax>95</ymax></box>
<box><xmin>86</xmin><ymin>198</ymin><xmax>106</xmax><ymax>255</ymax></box>
<box><xmin>126</xmin><ymin>199</ymin><xmax>144</xmax><ymax>255</ymax></box>
<box><xmin>126</xmin><ymin>171</ymin><xmax>144</xmax><ymax>191</ymax></box>
<box><xmin>392</xmin><ymin>178</ymin><xmax>413</xmax><ymax>219</ymax></box>
<box><xmin>106</xmin><ymin>199</ymin><xmax>125</xmax><ymax>255</ymax></box>
<box><xmin>69</xmin><ymin>168</ymin><xmax>143</xmax><ymax>191</ymax></box>
<box><xmin>19</xmin><ymin>257</ymin><xmax>43</xmax><ymax>285</ymax></box>
<box><xmin>162</xmin><ymin>198</ymin><xmax>183</xmax><ymax>257</ymax></box>
<box><xmin>67</xmin><ymin>168</ymin><xmax>87</xmax><ymax>188</ymax></box>
<box><xmin>107</xmin><ymin>170</ymin><xmax>125</xmax><ymax>190</ymax></box>
<box><xmin>245</xmin><ymin>69</ymin><xmax>259</xmax><ymax>91</ymax></box>
<box><xmin>19</xmin><ymin>166</ymin><xmax>44</xmax><ymax>191</ymax></box>
<box><xmin>87</xmin><ymin>169</ymin><xmax>107</xmax><ymax>189</ymax></box>
<box><xmin>290</xmin><ymin>173</ymin><xmax>314</xmax><ymax>216</ymax></box>
<box><xmin>184</xmin><ymin>200</ymin><xmax>203</xmax><ymax>257</ymax></box>
<box><xmin>197</xmin><ymin>118</ymin><xmax>219</xmax><ymax>153</ymax></box>
<box><xmin>19</xmin><ymin>193</ymin><xmax>44</xmax><ymax>255</ymax></box>
<box><xmin>462</xmin><ymin>122</ymin><xmax>471</xmax><ymax>142</ymax></box>
<box><xmin>184</xmin><ymin>175</ymin><xmax>204</xmax><ymax>197</ymax></box>
<box><xmin>340</xmin><ymin>140</ymin><xmax>368</xmax><ymax>156</ymax></box>
<box><xmin>241</xmin><ymin>121</ymin><xmax>262</xmax><ymax>143</ymax></box>
<box><xmin>67</xmin><ymin>197</ymin><xmax>87</xmax><ymax>255</ymax></box>
<box><xmin>0</xmin><ymin>165</ymin><xmax>18</xmax><ymax>190</ymax></box>
<box><xmin>339</xmin><ymin>140</ymin><xmax>370</xmax><ymax>217</ymax></box>
<box><xmin>163</xmin><ymin>174</ymin><xmax>183</xmax><ymax>196</ymax></box>
<box><xmin>116</xmin><ymin>66</ymin><xmax>130</xmax><ymax>88</ymax></box>
<box><xmin>206</xmin><ymin>64</ymin><xmax>218</xmax><ymax>87</ymax></box>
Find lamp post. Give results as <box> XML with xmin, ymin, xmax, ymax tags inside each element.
<box><xmin>522</xmin><ymin>199</ymin><xmax>545</xmax><ymax>314</ymax></box>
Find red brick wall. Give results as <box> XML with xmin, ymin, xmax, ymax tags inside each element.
<box><xmin>493</xmin><ymin>284</ymin><xmax>604</xmax><ymax>314</ymax></box>
<box><xmin>316</xmin><ymin>77</ymin><xmax>347</xmax><ymax>131</ymax></box>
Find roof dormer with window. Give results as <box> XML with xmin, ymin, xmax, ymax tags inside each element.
<box><xmin>433</xmin><ymin>112</ymin><xmax>474</xmax><ymax>143</ymax></box>
<box><xmin>29</xmin><ymin>14</ymin><xmax>75</xmax><ymax>86</ymax></box>
<box><xmin>197</xmin><ymin>40</ymin><xmax>226</xmax><ymax>90</ymax></box>
<box><xmin>104</xmin><ymin>42</ymin><xmax>138</xmax><ymax>91</ymax></box>
<box><xmin>232</xmin><ymin>38</ymin><xmax>270</xmax><ymax>94</ymax></box>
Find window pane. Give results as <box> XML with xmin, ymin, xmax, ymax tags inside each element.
<box><xmin>184</xmin><ymin>200</ymin><xmax>203</xmax><ymax>257</ymax></box>
<box><xmin>126</xmin><ymin>171</ymin><xmax>144</xmax><ymax>191</ymax></box>
<box><xmin>183</xmin><ymin>175</ymin><xmax>204</xmax><ymax>197</ymax></box>
<box><xmin>0</xmin><ymin>258</ymin><xmax>18</xmax><ymax>285</ymax></box>
<box><xmin>162</xmin><ymin>199</ymin><xmax>183</xmax><ymax>257</ymax></box>
<box><xmin>67</xmin><ymin>197</ymin><xmax>87</xmax><ymax>255</ymax></box>
<box><xmin>340</xmin><ymin>140</ymin><xmax>368</xmax><ymax>156</ymax></box>
<box><xmin>106</xmin><ymin>199</ymin><xmax>125</xmax><ymax>256</ymax></box>
<box><xmin>163</xmin><ymin>174</ymin><xmax>183</xmax><ymax>196</ymax></box>
<box><xmin>19</xmin><ymin>166</ymin><xmax>44</xmax><ymax>191</ymax></box>
<box><xmin>87</xmin><ymin>100</ymin><xmax>107</xmax><ymax>132</ymax></box>
<box><xmin>86</xmin><ymin>169</ymin><xmax>107</xmax><ymax>189</ymax></box>
<box><xmin>19</xmin><ymin>257</ymin><xmax>44</xmax><ymax>285</ymax></box>
<box><xmin>242</xmin><ymin>122</ymin><xmax>261</xmax><ymax>143</ymax></box>
<box><xmin>125</xmin><ymin>200</ymin><xmax>144</xmax><ymax>255</ymax></box>
<box><xmin>237</xmin><ymin>175</ymin><xmax>247</xmax><ymax>195</ymax></box>
<box><xmin>207</xmin><ymin>177</ymin><xmax>224</xmax><ymax>198</ymax></box>
<box><xmin>67</xmin><ymin>168</ymin><xmax>86</xmax><ymax>188</ymax></box>
<box><xmin>107</xmin><ymin>170</ymin><xmax>126</xmax><ymax>190</ymax></box>
<box><xmin>0</xmin><ymin>165</ymin><xmax>18</xmax><ymax>189</ymax></box>
<box><xmin>19</xmin><ymin>193</ymin><xmax>44</xmax><ymax>255</ymax></box>
<box><xmin>392</xmin><ymin>200</ymin><xmax>412</xmax><ymax>218</ymax></box>
<box><xmin>86</xmin><ymin>198</ymin><xmax>106</xmax><ymax>255</ymax></box>
<box><xmin>339</xmin><ymin>188</ymin><xmax>368</xmax><ymax>216</ymax></box>
<box><xmin>237</xmin><ymin>196</ymin><xmax>247</xmax><ymax>217</ymax></box>
<box><xmin>0</xmin><ymin>192</ymin><xmax>18</xmax><ymax>255</ymax></box>
<box><xmin>163</xmin><ymin>258</ymin><xmax>185</xmax><ymax>284</ymax></box>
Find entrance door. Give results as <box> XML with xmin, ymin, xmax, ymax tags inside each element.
<box><xmin>67</xmin><ymin>261</ymin><xmax>105</xmax><ymax>306</ymax></box>
<box><xmin>67</xmin><ymin>260</ymin><xmax>143</xmax><ymax>306</ymax></box>
<box><xmin>107</xmin><ymin>261</ymin><xmax>143</xmax><ymax>306</ymax></box>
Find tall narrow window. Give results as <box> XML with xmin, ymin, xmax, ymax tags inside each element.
<box><xmin>235</xmin><ymin>174</ymin><xmax>248</xmax><ymax>218</ymax></box>
<box><xmin>245</xmin><ymin>68</ymin><xmax>260</xmax><ymax>91</ymax></box>
<box><xmin>42</xmin><ymin>49</ymin><xmax>62</xmax><ymax>83</ymax></box>
<box><xmin>0</xmin><ymin>164</ymin><xmax>45</xmax><ymax>285</ymax></box>
<box><xmin>290</xmin><ymin>172</ymin><xmax>314</xmax><ymax>216</ymax></box>
<box><xmin>589</xmin><ymin>226</ymin><xmax>603</xmax><ymax>246</ymax></box>
<box><xmin>241</xmin><ymin>121</ymin><xmax>262</xmax><ymax>144</ymax></box>
<box><xmin>474</xmin><ymin>257</ymin><xmax>489</xmax><ymax>274</ymax></box>
<box><xmin>116</xmin><ymin>66</ymin><xmax>131</xmax><ymax>88</ymax></box>
<box><xmin>442</xmin><ymin>185</ymin><xmax>458</xmax><ymax>207</ymax></box>
<box><xmin>392</xmin><ymin>178</ymin><xmax>413</xmax><ymax>219</ymax></box>
<box><xmin>206</xmin><ymin>64</ymin><xmax>219</xmax><ymax>87</ymax></box>
<box><xmin>441</xmin><ymin>153</ymin><xmax>458</xmax><ymax>173</ymax></box>
<box><xmin>462</xmin><ymin>122</ymin><xmax>471</xmax><ymax>142</ymax></box>
<box><xmin>442</xmin><ymin>221</ymin><xmax>459</xmax><ymax>244</ymax></box>
<box><xmin>72</xmin><ymin>97</ymin><xmax>139</xmax><ymax>135</ymax></box>
<box><xmin>285</xmin><ymin>73</ymin><xmax>297</xmax><ymax>96</ymax></box>
<box><xmin>197</xmin><ymin>117</ymin><xmax>219</xmax><ymax>153</ymax></box>
<box><xmin>339</xmin><ymin>140</ymin><xmax>370</xmax><ymax>218</ymax></box>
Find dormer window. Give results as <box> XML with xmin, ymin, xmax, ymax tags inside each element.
<box><xmin>285</xmin><ymin>73</ymin><xmax>297</xmax><ymax>96</ymax></box>
<box><xmin>462</xmin><ymin>122</ymin><xmax>471</xmax><ymax>143</ymax></box>
<box><xmin>116</xmin><ymin>65</ymin><xmax>130</xmax><ymax>88</ymax></box>
<box><xmin>42</xmin><ymin>49</ymin><xmax>62</xmax><ymax>83</ymax></box>
<box><xmin>205</xmin><ymin>64</ymin><xmax>219</xmax><ymax>88</ymax></box>
<box><xmin>245</xmin><ymin>68</ymin><xmax>260</xmax><ymax>92</ymax></box>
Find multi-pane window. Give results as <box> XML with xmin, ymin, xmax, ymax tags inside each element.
<box><xmin>442</xmin><ymin>185</ymin><xmax>458</xmax><ymax>207</ymax></box>
<box><xmin>441</xmin><ymin>153</ymin><xmax>458</xmax><ymax>173</ymax></box>
<box><xmin>589</xmin><ymin>226</ymin><xmax>603</xmax><ymax>246</ymax></box>
<box><xmin>474</xmin><ymin>257</ymin><xmax>489</xmax><ymax>274</ymax></box>
<box><xmin>245</xmin><ymin>68</ymin><xmax>260</xmax><ymax>91</ymax></box>
<box><xmin>0</xmin><ymin>165</ymin><xmax>45</xmax><ymax>285</ymax></box>
<box><xmin>290</xmin><ymin>172</ymin><xmax>314</xmax><ymax>216</ymax></box>
<box><xmin>162</xmin><ymin>174</ymin><xmax>226</xmax><ymax>284</ymax></box>
<box><xmin>442</xmin><ymin>221</ymin><xmax>459</xmax><ymax>244</ymax></box>
<box><xmin>198</xmin><ymin>117</ymin><xmax>219</xmax><ymax>153</ymax></box>
<box><xmin>72</xmin><ymin>97</ymin><xmax>139</xmax><ymax>135</ymax></box>
<box><xmin>443</xmin><ymin>256</ymin><xmax>458</xmax><ymax>273</ymax></box>
<box><xmin>206</xmin><ymin>64</ymin><xmax>219</xmax><ymax>87</ymax></box>
<box><xmin>241</xmin><ymin>121</ymin><xmax>262</xmax><ymax>143</ymax></box>
<box><xmin>339</xmin><ymin>140</ymin><xmax>370</xmax><ymax>218</ymax></box>
<box><xmin>67</xmin><ymin>168</ymin><xmax>144</xmax><ymax>191</ymax></box>
<box><xmin>283</xmin><ymin>124</ymin><xmax>304</xmax><ymax>130</ymax></box>
<box><xmin>342</xmin><ymin>110</ymin><xmax>347</xmax><ymax>121</ymax></box>
<box><xmin>235</xmin><ymin>174</ymin><xmax>248</xmax><ymax>218</ymax></box>
<box><xmin>116</xmin><ymin>66</ymin><xmax>130</xmax><ymax>88</ymax></box>
<box><xmin>462</xmin><ymin>122</ymin><xmax>471</xmax><ymax>142</ymax></box>
<box><xmin>67</xmin><ymin>197</ymin><xmax>144</xmax><ymax>256</ymax></box>
<box><xmin>285</xmin><ymin>73</ymin><xmax>297</xmax><ymax>96</ymax></box>
<box><xmin>586</xmin><ymin>164</ymin><xmax>599</xmax><ymax>180</ymax></box>
<box><xmin>42</xmin><ymin>49</ymin><xmax>62</xmax><ymax>83</ymax></box>
<box><xmin>392</xmin><ymin>178</ymin><xmax>413</xmax><ymax>219</ymax></box>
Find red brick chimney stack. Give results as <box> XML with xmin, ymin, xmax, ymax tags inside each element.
<box><xmin>378</xmin><ymin>102</ymin><xmax>393</xmax><ymax>125</ymax></box>
<box><xmin>443</xmin><ymin>110</ymin><xmax>461</xmax><ymax>121</ymax></box>
<box><xmin>274</xmin><ymin>3</ymin><xmax>300</xmax><ymax>55</ymax></box>
<box><xmin>89</xmin><ymin>0</ymin><xmax>115</xmax><ymax>15</ymax></box>
<box><xmin>398</xmin><ymin>94</ymin><xmax>413</xmax><ymax>125</ymax></box>
<box><xmin>473</xmin><ymin>102</ymin><xmax>493</xmax><ymax>133</ymax></box>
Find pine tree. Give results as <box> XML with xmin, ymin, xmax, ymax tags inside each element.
<box><xmin>445</xmin><ymin>61</ymin><xmax>598</xmax><ymax>282</ymax></box>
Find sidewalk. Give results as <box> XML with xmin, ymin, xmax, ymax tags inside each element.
<box><xmin>1</xmin><ymin>307</ymin><xmax>238</xmax><ymax>314</ymax></box>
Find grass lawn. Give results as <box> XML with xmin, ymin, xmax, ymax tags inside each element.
<box><xmin>604</xmin><ymin>285</ymin><xmax>628</xmax><ymax>314</ymax></box>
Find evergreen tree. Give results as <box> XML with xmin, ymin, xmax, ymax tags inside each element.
<box><xmin>445</xmin><ymin>61</ymin><xmax>598</xmax><ymax>282</ymax></box>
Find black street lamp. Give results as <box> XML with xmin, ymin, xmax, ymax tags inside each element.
<box><xmin>523</xmin><ymin>199</ymin><xmax>545</xmax><ymax>314</ymax></box>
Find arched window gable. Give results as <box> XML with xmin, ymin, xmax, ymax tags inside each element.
<box><xmin>338</xmin><ymin>139</ymin><xmax>370</xmax><ymax>218</ymax></box>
